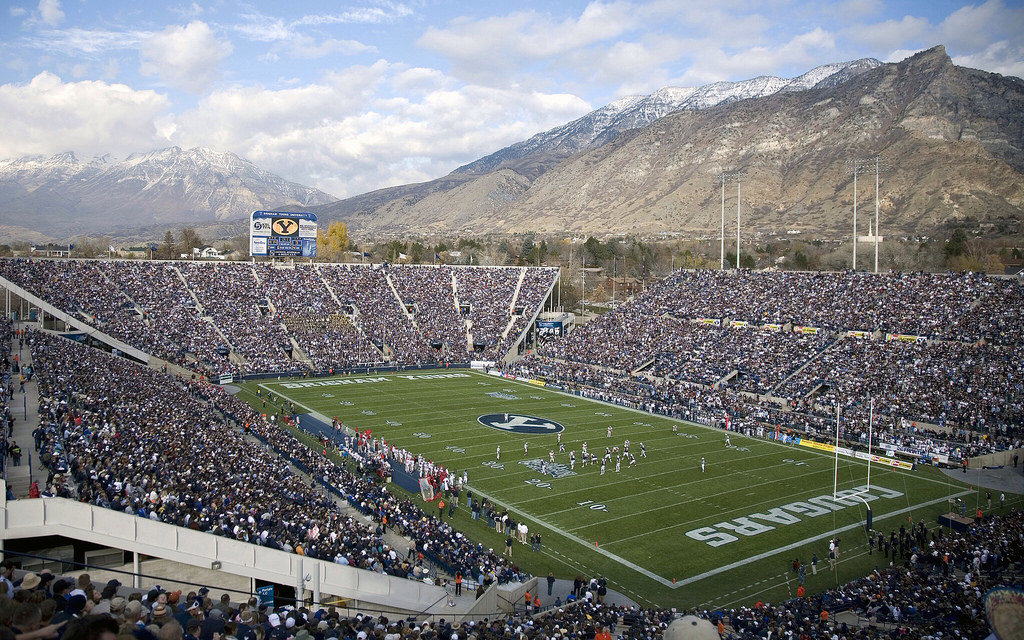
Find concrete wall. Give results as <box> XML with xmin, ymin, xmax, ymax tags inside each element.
<box><xmin>0</xmin><ymin>490</ymin><xmax>448</xmax><ymax>614</ymax></box>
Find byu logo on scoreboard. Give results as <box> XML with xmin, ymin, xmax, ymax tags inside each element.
<box><xmin>272</xmin><ymin>218</ymin><xmax>299</xmax><ymax>235</ymax></box>
<box><xmin>477</xmin><ymin>413</ymin><xmax>564</xmax><ymax>435</ymax></box>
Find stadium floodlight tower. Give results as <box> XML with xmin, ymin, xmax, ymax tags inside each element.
<box><xmin>833</xmin><ymin>398</ymin><xmax>876</xmax><ymax>533</ymax></box>
<box><xmin>846</xmin><ymin>159</ymin><xmax>874</xmax><ymax>271</ymax></box>
<box><xmin>716</xmin><ymin>171</ymin><xmax>746</xmax><ymax>270</ymax></box>
<box><xmin>871</xmin><ymin>157</ymin><xmax>888</xmax><ymax>274</ymax></box>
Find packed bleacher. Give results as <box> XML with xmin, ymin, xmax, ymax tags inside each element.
<box><xmin>5</xmin><ymin>263</ymin><xmax>1024</xmax><ymax>639</ymax></box>
<box><xmin>389</xmin><ymin>265</ymin><xmax>467</xmax><ymax>360</ymax></box>
<box><xmin>26</xmin><ymin>329</ymin><xmax>526</xmax><ymax>589</ymax></box>
<box><xmin>2</xmin><ymin>505</ymin><xmax>1021</xmax><ymax>639</ymax></box>
<box><xmin>522</xmin><ymin>269</ymin><xmax>1024</xmax><ymax>463</ymax></box>
<box><xmin>102</xmin><ymin>261</ymin><xmax>234</xmax><ymax>375</ymax></box>
<box><xmin>0</xmin><ymin>260</ymin><xmax>557</xmax><ymax>375</ymax></box>
<box><xmin>1</xmin><ymin>318</ymin><xmax>12</xmax><ymax>477</ymax></box>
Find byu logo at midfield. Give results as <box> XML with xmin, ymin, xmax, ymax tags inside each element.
<box><xmin>478</xmin><ymin>414</ymin><xmax>564</xmax><ymax>435</ymax></box>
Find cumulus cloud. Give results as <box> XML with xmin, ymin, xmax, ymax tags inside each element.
<box><xmin>952</xmin><ymin>41</ymin><xmax>1024</xmax><ymax>78</ymax></box>
<box><xmin>671</xmin><ymin>29</ymin><xmax>838</xmax><ymax>86</ymax></box>
<box><xmin>139</xmin><ymin>21</ymin><xmax>232</xmax><ymax>93</ymax></box>
<box><xmin>0</xmin><ymin>72</ymin><xmax>169</xmax><ymax>160</ymax></box>
<box><xmin>37</xmin><ymin>0</ymin><xmax>64</xmax><ymax>26</ymax></box>
<box><xmin>843</xmin><ymin>15</ymin><xmax>931</xmax><ymax>52</ymax></box>
<box><xmin>417</xmin><ymin>2</ymin><xmax>638</xmax><ymax>85</ymax></box>
<box><xmin>166</xmin><ymin>63</ymin><xmax>589</xmax><ymax>197</ymax></box>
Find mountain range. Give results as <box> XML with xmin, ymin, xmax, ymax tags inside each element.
<box><xmin>318</xmin><ymin>46</ymin><xmax>1023</xmax><ymax>236</ymax></box>
<box><xmin>0</xmin><ymin>147</ymin><xmax>335</xmax><ymax>240</ymax></box>
<box><xmin>1</xmin><ymin>45</ymin><xmax>1021</xmax><ymax>242</ymax></box>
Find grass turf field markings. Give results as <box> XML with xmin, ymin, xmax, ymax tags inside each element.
<box><xmin>249</xmin><ymin>372</ymin><xmax>977</xmax><ymax>603</ymax></box>
<box><xmin>669</xmin><ymin>489</ymin><xmax>970</xmax><ymax>591</ymax></box>
<box><xmin>502</xmin><ymin>449</ymin><xmax>868</xmax><ymax>518</ymax></box>
<box><xmin>468</xmin><ymin>479</ymin><xmax>969</xmax><ymax>590</ymax></box>
<box><xmin>466</xmin><ymin>484</ymin><xmax>678</xmax><ymax>588</ymax></box>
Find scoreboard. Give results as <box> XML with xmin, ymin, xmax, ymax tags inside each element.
<box><xmin>250</xmin><ymin>211</ymin><xmax>317</xmax><ymax>258</ymax></box>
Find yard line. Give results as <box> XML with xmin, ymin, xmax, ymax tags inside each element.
<box><xmin>467</xmin><ymin>484</ymin><xmax>678</xmax><ymax>587</ymax></box>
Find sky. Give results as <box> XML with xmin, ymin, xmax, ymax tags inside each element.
<box><xmin>2</xmin><ymin>0</ymin><xmax>1023</xmax><ymax>200</ymax></box>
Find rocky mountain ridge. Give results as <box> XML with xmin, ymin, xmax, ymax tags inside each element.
<box><xmin>0</xmin><ymin>146</ymin><xmax>336</xmax><ymax>239</ymax></box>
<box><xmin>317</xmin><ymin>46</ymin><xmax>1024</xmax><ymax>236</ymax></box>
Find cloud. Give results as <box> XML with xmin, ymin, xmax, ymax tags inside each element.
<box><xmin>265</xmin><ymin>35</ymin><xmax>377</xmax><ymax>60</ymax></box>
<box><xmin>417</xmin><ymin>2</ymin><xmax>638</xmax><ymax>85</ymax></box>
<box><xmin>0</xmin><ymin>72</ymin><xmax>169</xmax><ymax>160</ymax></box>
<box><xmin>21</xmin><ymin>27</ymin><xmax>150</xmax><ymax>56</ymax></box>
<box><xmin>139</xmin><ymin>21</ymin><xmax>232</xmax><ymax>93</ymax></box>
<box><xmin>234</xmin><ymin>5</ymin><xmax>414</xmax><ymax>44</ymax></box>
<box><xmin>670</xmin><ymin>29</ymin><xmax>838</xmax><ymax>86</ymax></box>
<box><xmin>166</xmin><ymin>62</ymin><xmax>589</xmax><ymax>197</ymax></box>
<box><xmin>37</xmin><ymin>0</ymin><xmax>64</xmax><ymax>26</ymax></box>
<box><xmin>294</xmin><ymin>4</ymin><xmax>415</xmax><ymax>27</ymax></box>
<box><xmin>843</xmin><ymin>15</ymin><xmax>931</xmax><ymax>52</ymax></box>
<box><xmin>938</xmin><ymin>0</ymin><xmax>1024</xmax><ymax>51</ymax></box>
<box><xmin>173</xmin><ymin>2</ymin><xmax>204</xmax><ymax>19</ymax></box>
<box><xmin>952</xmin><ymin>40</ymin><xmax>1024</xmax><ymax>78</ymax></box>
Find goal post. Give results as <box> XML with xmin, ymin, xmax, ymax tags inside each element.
<box><xmin>833</xmin><ymin>398</ymin><xmax>874</xmax><ymax>532</ymax></box>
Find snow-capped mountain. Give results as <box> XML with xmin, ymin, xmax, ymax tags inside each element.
<box><xmin>0</xmin><ymin>147</ymin><xmax>336</xmax><ymax>238</ymax></box>
<box><xmin>452</xmin><ymin>57</ymin><xmax>881</xmax><ymax>177</ymax></box>
<box><xmin>317</xmin><ymin>46</ymin><xmax>1023</xmax><ymax>235</ymax></box>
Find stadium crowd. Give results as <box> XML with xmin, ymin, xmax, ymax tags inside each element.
<box><xmin>26</xmin><ymin>329</ymin><xmax>525</xmax><ymax>588</ymax></box>
<box><xmin>0</xmin><ymin>260</ymin><xmax>556</xmax><ymax>376</ymax></box>
<box><xmin>389</xmin><ymin>266</ymin><xmax>467</xmax><ymax>360</ymax></box>
<box><xmin>525</xmin><ymin>268</ymin><xmax>1024</xmax><ymax>458</ymax></box>
<box><xmin>1</xmin><ymin>318</ymin><xmax>13</xmax><ymax>476</ymax></box>
<box><xmin>1</xmin><ymin>505</ymin><xmax>1020</xmax><ymax>639</ymax></box>
<box><xmin>5</xmin><ymin>262</ymin><xmax>1024</xmax><ymax>638</ymax></box>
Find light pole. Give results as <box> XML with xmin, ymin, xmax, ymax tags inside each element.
<box><xmin>736</xmin><ymin>176</ymin><xmax>743</xmax><ymax>270</ymax></box>
<box><xmin>716</xmin><ymin>171</ymin><xmax>745</xmax><ymax>269</ymax></box>
<box><xmin>846</xmin><ymin>159</ymin><xmax>872</xmax><ymax>271</ymax></box>
<box><xmin>872</xmin><ymin>157</ymin><xmax>887</xmax><ymax>274</ymax></box>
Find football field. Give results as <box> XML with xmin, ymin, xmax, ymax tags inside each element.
<box><xmin>240</xmin><ymin>369</ymin><xmax>981</xmax><ymax>609</ymax></box>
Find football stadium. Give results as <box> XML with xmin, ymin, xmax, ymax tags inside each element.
<box><xmin>1</xmin><ymin>259</ymin><xmax>1023</xmax><ymax>639</ymax></box>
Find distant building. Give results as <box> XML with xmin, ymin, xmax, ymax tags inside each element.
<box><xmin>30</xmin><ymin>244</ymin><xmax>71</xmax><ymax>258</ymax></box>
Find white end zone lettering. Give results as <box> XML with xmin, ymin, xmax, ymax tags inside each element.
<box><xmin>685</xmin><ymin>484</ymin><xmax>906</xmax><ymax>547</ymax></box>
<box><xmin>713</xmin><ymin>518</ymin><xmax>776</xmax><ymax>537</ymax></box>
<box><xmin>685</xmin><ymin>527</ymin><xmax>739</xmax><ymax>548</ymax></box>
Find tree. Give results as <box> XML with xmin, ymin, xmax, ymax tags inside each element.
<box><xmin>229</xmin><ymin>232</ymin><xmax>249</xmax><ymax>259</ymax></box>
<box><xmin>317</xmin><ymin>221</ymin><xmax>348</xmax><ymax>263</ymax></box>
<box><xmin>159</xmin><ymin>231</ymin><xmax>177</xmax><ymax>259</ymax></box>
<box><xmin>179</xmin><ymin>227</ymin><xmax>204</xmax><ymax>257</ymax></box>
<box><xmin>384</xmin><ymin>239</ymin><xmax>407</xmax><ymax>262</ymax></box>
<box><xmin>410</xmin><ymin>241</ymin><xmax>426</xmax><ymax>263</ymax></box>
<box><xmin>944</xmin><ymin>229</ymin><xmax>968</xmax><ymax>259</ymax></box>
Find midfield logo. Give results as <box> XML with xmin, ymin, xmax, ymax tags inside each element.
<box><xmin>477</xmin><ymin>413</ymin><xmax>565</xmax><ymax>435</ymax></box>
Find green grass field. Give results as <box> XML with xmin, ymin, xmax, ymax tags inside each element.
<box><xmin>238</xmin><ymin>369</ymin><xmax>1008</xmax><ymax>610</ymax></box>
